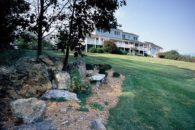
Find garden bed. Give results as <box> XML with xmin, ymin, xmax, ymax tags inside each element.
<box><xmin>44</xmin><ymin>70</ymin><xmax>124</xmax><ymax>130</ymax></box>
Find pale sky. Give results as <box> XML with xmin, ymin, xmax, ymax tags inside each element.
<box><xmin>115</xmin><ymin>0</ymin><xmax>195</xmax><ymax>55</ymax></box>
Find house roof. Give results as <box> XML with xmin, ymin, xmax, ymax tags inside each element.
<box><xmin>144</xmin><ymin>41</ymin><xmax>163</xmax><ymax>49</ymax></box>
<box><xmin>122</xmin><ymin>31</ymin><xmax>139</xmax><ymax>37</ymax></box>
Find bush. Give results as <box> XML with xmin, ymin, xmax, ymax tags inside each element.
<box><xmin>113</xmin><ymin>72</ymin><xmax>120</xmax><ymax>77</ymax></box>
<box><xmin>96</xmin><ymin>48</ymin><xmax>105</xmax><ymax>53</ymax></box>
<box><xmin>164</xmin><ymin>50</ymin><xmax>180</xmax><ymax>60</ymax></box>
<box><xmin>86</xmin><ymin>64</ymin><xmax>94</xmax><ymax>70</ymax></box>
<box><xmin>99</xmin><ymin>68</ymin><xmax>108</xmax><ymax>77</ymax></box>
<box><xmin>90</xmin><ymin>102</ymin><xmax>104</xmax><ymax>111</ymax></box>
<box><xmin>158</xmin><ymin>50</ymin><xmax>195</xmax><ymax>62</ymax></box>
<box><xmin>158</xmin><ymin>52</ymin><xmax>165</xmax><ymax>58</ymax></box>
<box><xmin>79</xmin><ymin>105</ymin><xmax>89</xmax><ymax>112</ymax></box>
<box><xmin>89</xmin><ymin>47</ymin><xmax>97</xmax><ymax>53</ymax></box>
<box><xmin>70</xmin><ymin>69</ymin><xmax>92</xmax><ymax>94</ymax></box>
<box><xmin>99</xmin><ymin>64</ymin><xmax>112</xmax><ymax>71</ymax></box>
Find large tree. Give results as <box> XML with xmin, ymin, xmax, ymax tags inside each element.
<box><xmin>28</xmin><ymin>0</ymin><xmax>70</xmax><ymax>57</ymax></box>
<box><xmin>58</xmin><ymin>0</ymin><xmax>126</xmax><ymax>70</ymax></box>
<box><xmin>0</xmin><ymin>0</ymin><xmax>30</xmax><ymax>50</ymax></box>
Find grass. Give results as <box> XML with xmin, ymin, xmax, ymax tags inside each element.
<box><xmin>84</xmin><ymin>53</ymin><xmax>195</xmax><ymax>130</ymax></box>
<box><xmin>2</xmin><ymin>50</ymin><xmax>195</xmax><ymax>129</ymax></box>
<box><xmin>90</xmin><ymin>102</ymin><xmax>104</xmax><ymax>111</ymax></box>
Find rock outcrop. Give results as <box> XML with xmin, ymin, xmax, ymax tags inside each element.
<box><xmin>0</xmin><ymin>57</ymin><xmax>52</xmax><ymax>99</ymax></box>
<box><xmin>54</xmin><ymin>71</ymin><xmax>71</xmax><ymax>90</ymax></box>
<box><xmin>41</xmin><ymin>89</ymin><xmax>80</xmax><ymax>101</ymax></box>
<box><xmin>91</xmin><ymin>119</ymin><xmax>106</xmax><ymax>130</ymax></box>
<box><xmin>11</xmin><ymin>98</ymin><xmax>46</xmax><ymax>124</ymax></box>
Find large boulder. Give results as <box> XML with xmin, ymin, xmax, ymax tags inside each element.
<box><xmin>54</xmin><ymin>71</ymin><xmax>71</xmax><ymax>90</ymax></box>
<box><xmin>11</xmin><ymin>98</ymin><xmax>46</xmax><ymax>124</ymax></box>
<box><xmin>13</xmin><ymin>120</ymin><xmax>56</xmax><ymax>130</ymax></box>
<box><xmin>6</xmin><ymin>57</ymin><xmax>52</xmax><ymax>98</ymax></box>
<box><xmin>91</xmin><ymin>119</ymin><xmax>106</xmax><ymax>130</ymax></box>
<box><xmin>41</xmin><ymin>89</ymin><xmax>80</xmax><ymax>101</ymax></box>
<box><xmin>38</xmin><ymin>55</ymin><xmax>54</xmax><ymax>66</ymax></box>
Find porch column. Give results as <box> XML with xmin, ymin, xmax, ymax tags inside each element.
<box><xmin>98</xmin><ymin>37</ymin><xmax>101</xmax><ymax>46</ymax></box>
<box><xmin>124</xmin><ymin>42</ymin><xmax>125</xmax><ymax>51</ymax></box>
<box><xmin>85</xmin><ymin>38</ymin><xmax>88</xmax><ymax>52</ymax></box>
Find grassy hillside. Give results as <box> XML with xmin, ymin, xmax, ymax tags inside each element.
<box><xmin>85</xmin><ymin>53</ymin><xmax>195</xmax><ymax>130</ymax></box>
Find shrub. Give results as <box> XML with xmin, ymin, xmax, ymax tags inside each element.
<box><xmin>164</xmin><ymin>50</ymin><xmax>180</xmax><ymax>60</ymax></box>
<box><xmin>79</xmin><ymin>105</ymin><xmax>89</xmax><ymax>112</ymax></box>
<box><xmin>104</xmin><ymin>40</ymin><xmax>117</xmax><ymax>53</ymax></box>
<box><xmin>158</xmin><ymin>52</ymin><xmax>165</xmax><ymax>58</ymax></box>
<box><xmin>96</xmin><ymin>48</ymin><xmax>105</xmax><ymax>53</ymax></box>
<box><xmin>70</xmin><ymin>69</ymin><xmax>92</xmax><ymax>94</ymax></box>
<box><xmin>178</xmin><ymin>55</ymin><xmax>192</xmax><ymax>62</ymax></box>
<box><xmin>104</xmin><ymin>101</ymin><xmax>109</xmax><ymax>106</ymax></box>
<box><xmin>99</xmin><ymin>68</ymin><xmax>108</xmax><ymax>77</ymax></box>
<box><xmin>99</xmin><ymin>64</ymin><xmax>112</xmax><ymax>71</ymax></box>
<box><xmin>158</xmin><ymin>50</ymin><xmax>195</xmax><ymax>62</ymax></box>
<box><xmin>89</xmin><ymin>47</ymin><xmax>97</xmax><ymax>53</ymax></box>
<box><xmin>113</xmin><ymin>72</ymin><xmax>120</xmax><ymax>78</ymax></box>
<box><xmin>90</xmin><ymin>102</ymin><xmax>104</xmax><ymax>111</ymax></box>
<box><xmin>86</xmin><ymin>64</ymin><xmax>94</xmax><ymax>70</ymax></box>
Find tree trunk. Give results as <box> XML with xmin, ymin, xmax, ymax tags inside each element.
<box><xmin>37</xmin><ymin>0</ymin><xmax>44</xmax><ymax>57</ymax></box>
<box><xmin>62</xmin><ymin>44</ymin><xmax>70</xmax><ymax>71</ymax></box>
<box><xmin>62</xmin><ymin>0</ymin><xmax>77</xmax><ymax>71</ymax></box>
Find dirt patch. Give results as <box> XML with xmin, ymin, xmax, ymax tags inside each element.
<box><xmin>45</xmin><ymin>70</ymin><xmax>125</xmax><ymax>130</ymax></box>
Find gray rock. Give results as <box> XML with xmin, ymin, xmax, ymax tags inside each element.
<box><xmin>52</xmin><ymin>80</ymin><xmax>58</xmax><ymax>89</ymax></box>
<box><xmin>11</xmin><ymin>98</ymin><xmax>46</xmax><ymax>124</ymax></box>
<box><xmin>86</xmin><ymin>70</ymin><xmax>94</xmax><ymax>77</ymax></box>
<box><xmin>14</xmin><ymin>120</ymin><xmax>56</xmax><ymax>130</ymax></box>
<box><xmin>12</xmin><ymin>57</ymin><xmax>52</xmax><ymax>98</ymax></box>
<box><xmin>91</xmin><ymin>119</ymin><xmax>106</xmax><ymax>130</ymax></box>
<box><xmin>41</xmin><ymin>89</ymin><xmax>80</xmax><ymax>101</ymax></box>
<box><xmin>38</xmin><ymin>55</ymin><xmax>54</xmax><ymax>66</ymax></box>
<box><xmin>78</xmin><ymin>60</ymin><xmax>86</xmax><ymax>78</ymax></box>
<box><xmin>54</xmin><ymin>71</ymin><xmax>71</xmax><ymax>90</ymax></box>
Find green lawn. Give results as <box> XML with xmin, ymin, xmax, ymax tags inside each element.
<box><xmin>84</xmin><ymin>53</ymin><xmax>195</xmax><ymax>130</ymax></box>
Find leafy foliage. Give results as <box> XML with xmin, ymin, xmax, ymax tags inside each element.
<box><xmin>113</xmin><ymin>72</ymin><xmax>120</xmax><ymax>77</ymax></box>
<box><xmin>158</xmin><ymin>50</ymin><xmax>195</xmax><ymax>62</ymax></box>
<box><xmin>0</xmin><ymin>0</ymin><xmax>30</xmax><ymax>50</ymax></box>
<box><xmin>90</xmin><ymin>102</ymin><xmax>104</xmax><ymax>111</ymax></box>
<box><xmin>89</xmin><ymin>40</ymin><xmax>128</xmax><ymax>55</ymax></box>
<box><xmin>70</xmin><ymin>68</ymin><xmax>92</xmax><ymax>94</ymax></box>
<box><xmin>86</xmin><ymin>64</ymin><xmax>94</xmax><ymax>70</ymax></box>
<box><xmin>78</xmin><ymin>105</ymin><xmax>89</xmax><ymax>112</ymax></box>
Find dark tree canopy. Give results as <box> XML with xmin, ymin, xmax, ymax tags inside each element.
<box><xmin>0</xmin><ymin>0</ymin><xmax>30</xmax><ymax>50</ymax></box>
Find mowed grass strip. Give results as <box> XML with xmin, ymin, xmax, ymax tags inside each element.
<box><xmin>85</xmin><ymin>53</ymin><xmax>195</xmax><ymax>130</ymax></box>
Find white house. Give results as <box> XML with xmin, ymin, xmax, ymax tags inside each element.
<box><xmin>84</xmin><ymin>28</ymin><xmax>163</xmax><ymax>56</ymax></box>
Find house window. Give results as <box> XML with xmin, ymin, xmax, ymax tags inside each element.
<box><xmin>122</xmin><ymin>34</ymin><xmax>125</xmax><ymax>39</ymax></box>
<box><xmin>114</xmin><ymin>31</ymin><xmax>120</xmax><ymax>35</ymax></box>
<box><xmin>134</xmin><ymin>37</ymin><xmax>137</xmax><ymax>40</ymax></box>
